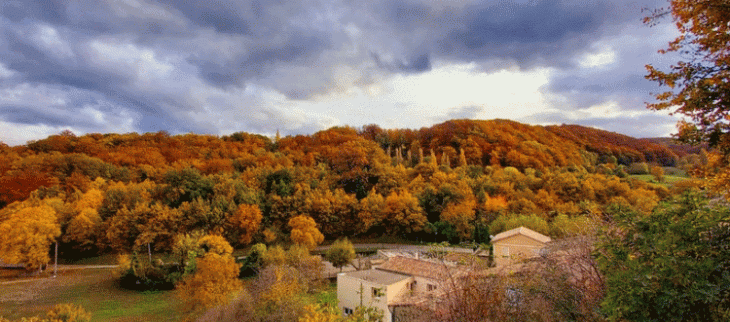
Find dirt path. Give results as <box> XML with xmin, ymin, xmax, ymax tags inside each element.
<box><xmin>0</xmin><ymin>265</ymin><xmax>118</xmax><ymax>285</ymax></box>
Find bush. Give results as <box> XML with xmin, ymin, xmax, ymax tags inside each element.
<box><xmin>46</xmin><ymin>303</ymin><xmax>91</xmax><ymax>322</ymax></box>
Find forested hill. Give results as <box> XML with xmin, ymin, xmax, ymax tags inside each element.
<box><xmin>643</xmin><ymin>137</ymin><xmax>707</xmax><ymax>157</ymax></box>
<box><xmin>0</xmin><ymin>118</ymin><xmax>685</xmax><ymax>255</ymax></box>
<box><xmin>544</xmin><ymin>124</ymin><xmax>678</xmax><ymax>166</ymax></box>
<box><xmin>1</xmin><ymin>119</ymin><xmax>682</xmax><ymax>209</ymax></box>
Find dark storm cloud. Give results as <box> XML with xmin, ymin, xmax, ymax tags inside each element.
<box><xmin>189</xmin><ymin>30</ymin><xmax>331</xmax><ymax>88</ymax></box>
<box><xmin>441</xmin><ymin>1</ymin><xmax>607</xmax><ymax>67</ymax></box>
<box><xmin>159</xmin><ymin>0</ymin><xmax>252</xmax><ymax>34</ymax></box>
<box><xmin>2</xmin><ymin>0</ymin><xmax>68</xmax><ymax>25</ymax></box>
<box><xmin>2</xmin><ymin>105</ymin><xmax>74</xmax><ymax>126</ymax></box>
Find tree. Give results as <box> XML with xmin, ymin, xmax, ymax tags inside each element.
<box><xmin>651</xmin><ymin>165</ymin><xmax>666</xmax><ymax>183</ymax></box>
<box><xmin>357</xmin><ymin>189</ymin><xmax>385</xmax><ymax>234</ymax></box>
<box><xmin>325</xmin><ymin>238</ymin><xmax>355</xmax><ymax>271</ymax></box>
<box><xmin>176</xmin><ymin>252</ymin><xmax>242</xmax><ymax>310</ymax></box>
<box><xmin>597</xmin><ymin>193</ymin><xmax>730</xmax><ymax>321</ymax></box>
<box><xmin>228</xmin><ymin>203</ymin><xmax>262</xmax><ymax>245</ymax></box>
<box><xmin>382</xmin><ymin>190</ymin><xmax>427</xmax><ymax>234</ymax></box>
<box><xmin>288</xmin><ymin>215</ymin><xmax>324</xmax><ymax>250</ymax></box>
<box><xmin>645</xmin><ymin>1</ymin><xmax>730</xmax><ymax>152</ymax></box>
<box><xmin>0</xmin><ymin>201</ymin><xmax>61</xmax><ymax>271</ymax></box>
<box><xmin>177</xmin><ymin>235</ymin><xmax>242</xmax><ymax>310</ymax></box>
<box><xmin>439</xmin><ymin>199</ymin><xmax>477</xmax><ymax>240</ymax></box>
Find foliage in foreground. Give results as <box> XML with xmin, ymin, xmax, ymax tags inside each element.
<box><xmin>597</xmin><ymin>192</ymin><xmax>730</xmax><ymax>321</ymax></box>
<box><xmin>0</xmin><ymin>303</ymin><xmax>90</xmax><ymax>322</ymax></box>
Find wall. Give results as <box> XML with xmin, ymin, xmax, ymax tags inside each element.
<box><xmin>493</xmin><ymin>234</ymin><xmax>546</xmax><ymax>266</ymax></box>
<box><xmin>337</xmin><ymin>273</ymin><xmax>412</xmax><ymax>322</ymax></box>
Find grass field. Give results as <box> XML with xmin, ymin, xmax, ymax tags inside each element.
<box><xmin>0</xmin><ymin>268</ymin><xmax>199</xmax><ymax>322</ymax></box>
<box><xmin>629</xmin><ymin>174</ymin><xmax>689</xmax><ymax>187</ymax></box>
<box><xmin>1</xmin><ymin>261</ymin><xmax>340</xmax><ymax>322</ymax></box>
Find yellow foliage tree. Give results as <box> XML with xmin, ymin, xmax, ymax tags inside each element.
<box><xmin>198</xmin><ymin>234</ymin><xmax>234</xmax><ymax>256</ymax></box>
<box><xmin>263</xmin><ymin>245</ymin><xmax>287</xmax><ymax>267</ymax></box>
<box><xmin>65</xmin><ymin>188</ymin><xmax>104</xmax><ymax>250</ymax></box>
<box><xmin>288</xmin><ymin>215</ymin><xmax>324</xmax><ymax>250</ymax></box>
<box><xmin>357</xmin><ymin>189</ymin><xmax>385</xmax><ymax>233</ymax></box>
<box><xmin>176</xmin><ymin>252</ymin><xmax>242</xmax><ymax>310</ymax></box>
<box><xmin>0</xmin><ymin>202</ymin><xmax>61</xmax><ymax>271</ymax></box>
<box><xmin>382</xmin><ymin>190</ymin><xmax>427</xmax><ymax>234</ymax></box>
<box><xmin>440</xmin><ymin>199</ymin><xmax>477</xmax><ymax>240</ymax></box>
<box><xmin>258</xmin><ymin>265</ymin><xmax>305</xmax><ymax>307</ymax></box>
<box><xmin>299</xmin><ymin>304</ymin><xmax>344</xmax><ymax>322</ymax></box>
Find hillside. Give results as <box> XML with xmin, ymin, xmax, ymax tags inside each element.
<box><xmin>643</xmin><ymin>137</ymin><xmax>707</xmax><ymax>157</ymax></box>
<box><xmin>545</xmin><ymin>124</ymin><xmax>678</xmax><ymax>166</ymax></box>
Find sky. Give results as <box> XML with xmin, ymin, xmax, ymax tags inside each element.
<box><xmin>0</xmin><ymin>0</ymin><xmax>683</xmax><ymax>146</ymax></box>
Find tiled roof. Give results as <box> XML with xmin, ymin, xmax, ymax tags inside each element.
<box><xmin>377</xmin><ymin>256</ymin><xmax>453</xmax><ymax>281</ymax></box>
<box><xmin>343</xmin><ymin>269</ymin><xmax>411</xmax><ymax>285</ymax></box>
<box><xmin>491</xmin><ymin>226</ymin><xmax>551</xmax><ymax>244</ymax></box>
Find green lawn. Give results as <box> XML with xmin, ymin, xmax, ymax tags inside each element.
<box><xmin>629</xmin><ymin>174</ymin><xmax>689</xmax><ymax>186</ymax></box>
<box><xmin>0</xmin><ymin>268</ymin><xmax>199</xmax><ymax>322</ymax></box>
<box><xmin>1</xmin><ymin>266</ymin><xmax>338</xmax><ymax>322</ymax></box>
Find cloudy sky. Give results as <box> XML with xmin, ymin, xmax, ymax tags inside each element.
<box><xmin>0</xmin><ymin>0</ymin><xmax>682</xmax><ymax>146</ymax></box>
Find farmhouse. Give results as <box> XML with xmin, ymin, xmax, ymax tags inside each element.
<box><xmin>337</xmin><ymin>256</ymin><xmax>459</xmax><ymax>322</ymax></box>
<box><xmin>490</xmin><ymin>226</ymin><xmax>551</xmax><ymax>266</ymax></box>
<box><xmin>337</xmin><ymin>227</ymin><xmax>553</xmax><ymax>321</ymax></box>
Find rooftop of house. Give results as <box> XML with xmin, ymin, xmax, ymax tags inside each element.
<box><xmin>491</xmin><ymin>226</ymin><xmax>552</xmax><ymax>244</ymax></box>
<box><xmin>377</xmin><ymin>256</ymin><xmax>455</xmax><ymax>281</ymax></box>
<box><xmin>342</xmin><ymin>268</ymin><xmax>412</xmax><ymax>286</ymax></box>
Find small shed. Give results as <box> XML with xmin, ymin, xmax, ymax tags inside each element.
<box><xmin>491</xmin><ymin>227</ymin><xmax>551</xmax><ymax>266</ymax></box>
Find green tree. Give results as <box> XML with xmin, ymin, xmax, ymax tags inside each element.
<box><xmin>325</xmin><ymin>238</ymin><xmax>355</xmax><ymax>271</ymax></box>
<box><xmin>597</xmin><ymin>192</ymin><xmax>730</xmax><ymax>321</ymax></box>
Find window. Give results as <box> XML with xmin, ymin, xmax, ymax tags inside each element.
<box><xmin>343</xmin><ymin>307</ymin><xmax>353</xmax><ymax>316</ymax></box>
<box><xmin>427</xmin><ymin>284</ymin><xmax>437</xmax><ymax>291</ymax></box>
<box><xmin>503</xmin><ymin>246</ymin><xmax>510</xmax><ymax>258</ymax></box>
<box><xmin>371</xmin><ymin>287</ymin><xmax>384</xmax><ymax>298</ymax></box>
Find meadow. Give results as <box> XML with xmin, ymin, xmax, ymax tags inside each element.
<box><xmin>0</xmin><ymin>268</ymin><xmax>195</xmax><ymax>322</ymax></box>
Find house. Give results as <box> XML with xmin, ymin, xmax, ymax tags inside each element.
<box><xmin>491</xmin><ymin>226</ymin><xmax>551</xmax><ymax>266</ymax></box>
<box><xmin>337</xmin><ymin>256</ymin><xmax>457</xmax><ymax>322</ymax></box>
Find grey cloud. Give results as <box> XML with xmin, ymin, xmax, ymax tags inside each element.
<box><xmin>523</xmin><ymin>111</ymin><xmax>678</xmax><ymax>138</ymax></box>
<box><xmin>442</xmin><ymin>105</ymin><xmax>485</xmax><ymax>121</ymax></box>
<box><xmin>372</xmin><ymin>52</ymin><xmax>432</xmax><ymax>73</ymax></box>
<box><xmin>2</xmin><ymin>0</ymin><xmax>68</xmax><ymax>25</ymax></box>
<box><xmin>542</xmin><ymin>22</ymin><xmax>681</xmax><ymax>112</ymax></box>
<box><xmin>0</xmin><ymin>0</ymin><xmax>679</xmax><ymax>144</ymax></box>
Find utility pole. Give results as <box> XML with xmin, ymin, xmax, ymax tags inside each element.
<box><xmin>54</xmin><ymin>241</ymin><xmax>58</xmax><ymax>278</ymax></box>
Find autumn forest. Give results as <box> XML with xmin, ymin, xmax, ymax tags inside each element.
<box><xmin>0</xmin><ymin>119</ymin><xmax>699</xmax><ymax>264</ymax></box>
